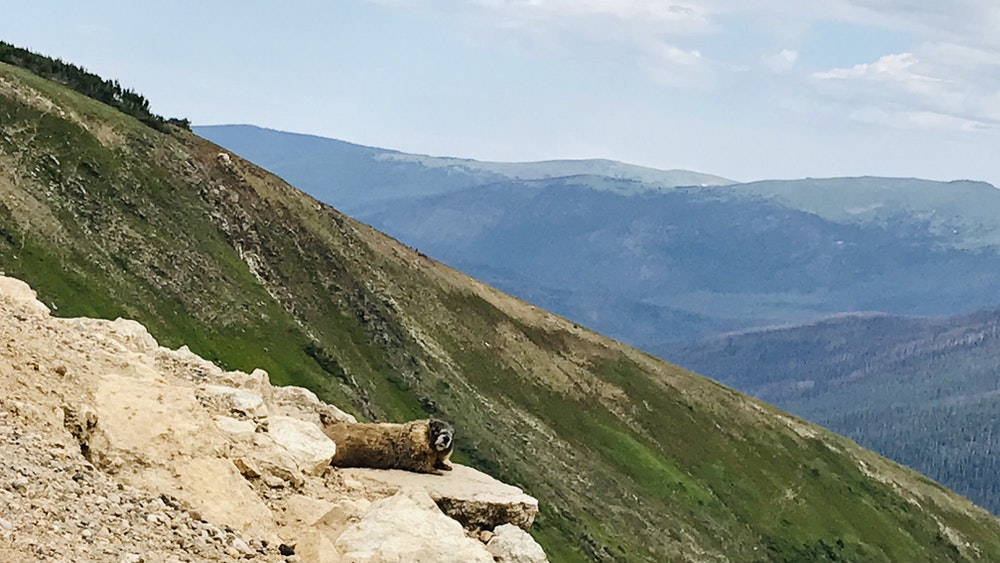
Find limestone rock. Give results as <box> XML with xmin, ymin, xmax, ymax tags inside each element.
<box><xmin>334</xmin><ymin>489</ymin><xmax>494</xmax><ymax>563</ymax></box>
<box><xmin>265</xmin><ymin>416</ymin><xmax>337</xmax><ymax>476</ymax></box>
<box><xmin>273</xmin><ymin>384</ymin><xmax>357</xmax><ymax>424</ymax></box>
<box><xmin>487</xmin><ymin>523</ymin><xmax>550</xmax><ymax>563</ymax></box>
<box><xmin>294</xmin><ymin>528</ymin><xmax>342</xmax><ymax>563</ymax></box>
<box><xmin>203</xmin><ymin>367</ymin><xmax>276</xmax><ymax>408</ymax></box>
<box><xmin>280</xmin><ymin>494</ymin><xmax>340</xmax><ymax>529</ymax></box>
<box><xmin>213</xmin><ymin>414</ymin><xmax>258</xmax><ymax>440</ymax></box>
<box><xmin>340</xmin><ymin>463</ymin><xmax>539</xmax><ymax>530</ymax></box>
<box><xmin>249</xmin><ymin>433</ymin><xmax>306</xmax><ymax>488</ymax></box>
<box><xmin>199</xmin><ymin>384</ymin><xmax>269</xmax><ymax>419</ymax></box>
<box><xmin>105</xmin><ymin>317</ymin><xmax>160</xmax><ymax>354</ymax></box>
<box><xmin>85</xmin><ymin>370</ymin><xmax>276</xmax><ymax>539</ymax></box>
<box><xmin>0</xmin><ymin>275</ymin><xmax>49</xmax><ymax>315</ymax></box>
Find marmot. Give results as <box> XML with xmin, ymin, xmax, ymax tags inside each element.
<box><xmin>320</xmin><ymin>417</ymin><xmax>454</xmax><ymax>474</ymax></box>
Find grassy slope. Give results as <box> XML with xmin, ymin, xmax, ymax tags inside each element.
<box><xmin>662</xmin><ymin>310</ymin><xmax>1000</xmax><ymax>516</ymax></box>
<box><xmin>3</xmin><ymin>61</ymin><xmax>1000</xmax><ymax>562</ymax></box>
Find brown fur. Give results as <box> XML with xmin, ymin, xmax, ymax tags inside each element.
<box><xmin>321</xmin><ymin>418</ymin><xmax>454</xmax><ymax>474</ymax></box>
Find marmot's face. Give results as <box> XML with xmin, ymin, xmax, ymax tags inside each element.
<box><xmin>429</xmin><ymin>419</ymin><xmax>454</xmax><ymax>452</ymax></box>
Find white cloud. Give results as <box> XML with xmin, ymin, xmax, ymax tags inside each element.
<box><xmin>812</xmin><ymin>49</ymin><xmax>1000</xmax><ymax>133</ymax></box>
<box><xmin>813</xmin><ymin>52</ymin><xmax>940</xmax><ymax>84</ymax></box>
<box><xmin>764</xmin><ymin>48</ymin><xmax>798</xmax><ymax>72</ymax></box>
<box><xmin>473</xmin><ymin>0</ymin><xmax>713</xmax><ymax>30</ymax></box>
<box><xmin>640</xmin><ymin>40</ymin><xmax>712</xmax><ymax>88</ymax></box>
<box><xmin>835</xmin><ymin>0</ymin><xmax>1000</xmax><ymax>45</ymax></box>
<box><xmin>655</xmin><ymin>44</ymin><xmax>704</xmax><ymax>66</ymax></box>
<box><xmin>369</xmin><ymin>0</ymin><xmax>1000</xmax><ymax>126</ymax></box>
<box><xmin>452</xmin><ymin>1</ymin><xmax>724</xmax><ymax>88</ymax></box>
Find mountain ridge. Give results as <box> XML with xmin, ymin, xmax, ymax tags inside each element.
<box><xmin>197</xmin><ymin>125</ymin><xmax>1000</xmax><ymax>350</ymax></box>
<box><xmin>726</xmin><ymin>176</ymin><xmax>1000</xmax><ymax>250</ymax></box>
<box><xmin>194</xmin><ymin>124</ymin><xmax>735</xmax><ymax>210</ymax></box>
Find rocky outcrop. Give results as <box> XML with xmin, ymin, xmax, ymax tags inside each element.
<box><xmin>337</xmin><ymin>465</ymin><xmax>539</xmax><ymax>531</ymax></box>
<box><xmin>0</xmin><ymin>275</ymin><xmax>548</xmax><ymax>562</ymax></box>
<box><xmin>486</xmin><ymin>524</ymin><xmax>550</xmax><ymax>563</ymax></box>
<box><xmin>334</xmin><ymin>489</ymin><xmax>494</xmax><ymax>563</ymax></box>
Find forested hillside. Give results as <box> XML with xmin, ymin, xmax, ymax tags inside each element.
<box><xmin>665</xmin><ymin>310</ymin><xmax>1000</xmax><ymax>514</ymax></box>
<box><xmin>0</xmin><ymin>40</ymin><xmax>185</xmax><ymax>130</ymax></box>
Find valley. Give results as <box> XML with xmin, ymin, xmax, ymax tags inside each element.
<box><xmin>198</xmin><ymin>124</ymin><xmax>1000</xmax><ymax>521</ymax></box>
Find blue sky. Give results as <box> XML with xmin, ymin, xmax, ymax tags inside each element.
<box><xmin>3</xmin><ymin>1</ymin><xmax>999</xmax><ymax>186</ymax></box>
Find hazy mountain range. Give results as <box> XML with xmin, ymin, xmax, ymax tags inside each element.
<box><xmin>193</xmin><ymin>125</ymin><xmax>735</xmax><ymax>213</ymax></box>
<box><xmin>197</xmin><ymin>125</ymin><xmax>1000</xmax><ymax>347</ymax></box>
<box><xmin>6</xmin><ymin>54</ymin><xmax>1000</xmax><ymax>562</ymax></box>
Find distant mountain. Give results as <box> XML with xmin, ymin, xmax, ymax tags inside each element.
<box><xmin>732</xmin><ymin>177</ymin><xmax>1000</xmax><ymax>250</ymax></box>
<box><xmin>194</xmin><ymin>125</ymin><xmax>735</xmax><ymax>212</ymax></box>
<box><xmin>661</xmin><ymin>308</ymin><xmax>1000</xmax><ymax>515</ymax></box>
<box><xmin>15</xmin><ymin>58</ymin><xmax>1000</xmax><ymax>561</ymax></box>
<box><xmin>356</xmin><ymin>178</ymin><xmax>1000</xmax><ymax>345</ymax></box>
<box><xmin>197</xmin><ymin>125</ymin><xmax>1000</xmax><ymax>349</ymax></box>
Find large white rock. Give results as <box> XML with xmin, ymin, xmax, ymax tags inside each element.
<box><xmin>105</xmin><ymin>317</ymin><xmax>160</xmax><ymax>354</ymax></box>
<box><xmin>213</xmin><ymin>415</ymin><xmax>257</xmax><ymax>440</ymax></box>
<box><xmin>199</xmin><ymin>384</ymin><xmax>269</xmax><ymax>418</ymax></box>
<box><xmin>334</xmin><ymin>489</ymin><xmax>494</xmax><ymax>563</ymax></box>
<box><xmin>266</xmin><ymin>415</ymin><xmax>337</xmax><ymax>476</ymax></box>
<box><xmin>271</xmin><ymin>384</ymin><xmax>357</xmax><ymax>424</ymax></box>
<box><xmin>0</xmin><ymin>275</ymin><xmax>50</xmax><ymax>315</ymax></box>
<box><xmin>86</xmin><ymin>370</ymin><xmax>276</xmax><ymax>539</ymax></box>
<box><xmin>340</xmin><ymin>464</ymin><xmax>539</xmax><ymax>530</ymax></box>
<box><xmin>487</xmin><ymin>523</ymin><xmax>549</xmax><ymax>563</ymax></box>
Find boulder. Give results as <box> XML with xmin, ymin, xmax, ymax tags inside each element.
<box><xmin>334</xmin><ymin>489</ymin><xmax>494</xmax><ymax>563</ymax></box>
<box><xmin>0</xmin><ymin>275</ymin><xmax>50</xmax><ymax>315</ymax></box>
<box><xmin>272</xmin><ymin>384</ymin><xmax>357</xmax><ymax>424</ymax></box>
<box><xmin>339</xmin><ymin>464</ymin><xmax>539</xmax><ymax>530</ymax></box>
<box><xmin>213</xmin><ymin>415</ymin><xmax>257</xmax><ymax>440</ymax></box>
<box><xmin>265</xmin><ymin>416</ymin><xmax>337</xmax><ymax>476</ymax></box>
<box><xmin>487</xmin><ymin>523</ymin><xmax>549</xmax><ymax>563</ymax></box>
<box><xmin>85</xmin><ymin>370</ymin><xmax>276</xmax><ymax>539</ymax></box>
<box><xmin>198</xmin><ymin>384</ymin><xmax>269</xmax><ymax>419</ymax></box>
<box><xmin>295</xmin><ymin>529</ymin><xmax>342</xmax><ymax>563</ymax></box>
<box><xmin>248</xmin><ymin>433</ymin><xmax>306</xmax><ymax>488</ymax></box>
<box><xmin>105</xmin><ymin>317</ymin><xmax>160</xmax><ymax>354</ymax></box>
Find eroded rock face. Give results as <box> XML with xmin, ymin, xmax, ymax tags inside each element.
<box><xmin>265</xmin><ymin>416</ymin><xmax>338</xmax><ymax>477</ymax></box>
<box><xmin>0</xmin><ymin>275</ymin><xmax>549</xmax><ymax>562</ymax></box>
<box><xmin>487</xmin><ymin>523</ymin><xmax>550</xmax><ymax>563</ymax></box>
<box><xmin>339</xmin><ymin>464</ymin><xmax>540</xmax><ymax>530</ymax></box>
<box><xmin>334</xmin><ymin>489</ymin><xmax>495</xmax><ymax>563</ymax></box>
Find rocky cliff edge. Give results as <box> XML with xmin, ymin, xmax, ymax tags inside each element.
<box><xmin>0</xmin><ymin>275</ymin><xmax>546</xmax><ymax>563</ymax></box>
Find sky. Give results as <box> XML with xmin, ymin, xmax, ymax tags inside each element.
<box><xmin>3</xmin><ymin>1</ymin><xmax>1000</xmax><ymax>186</ymax></box>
